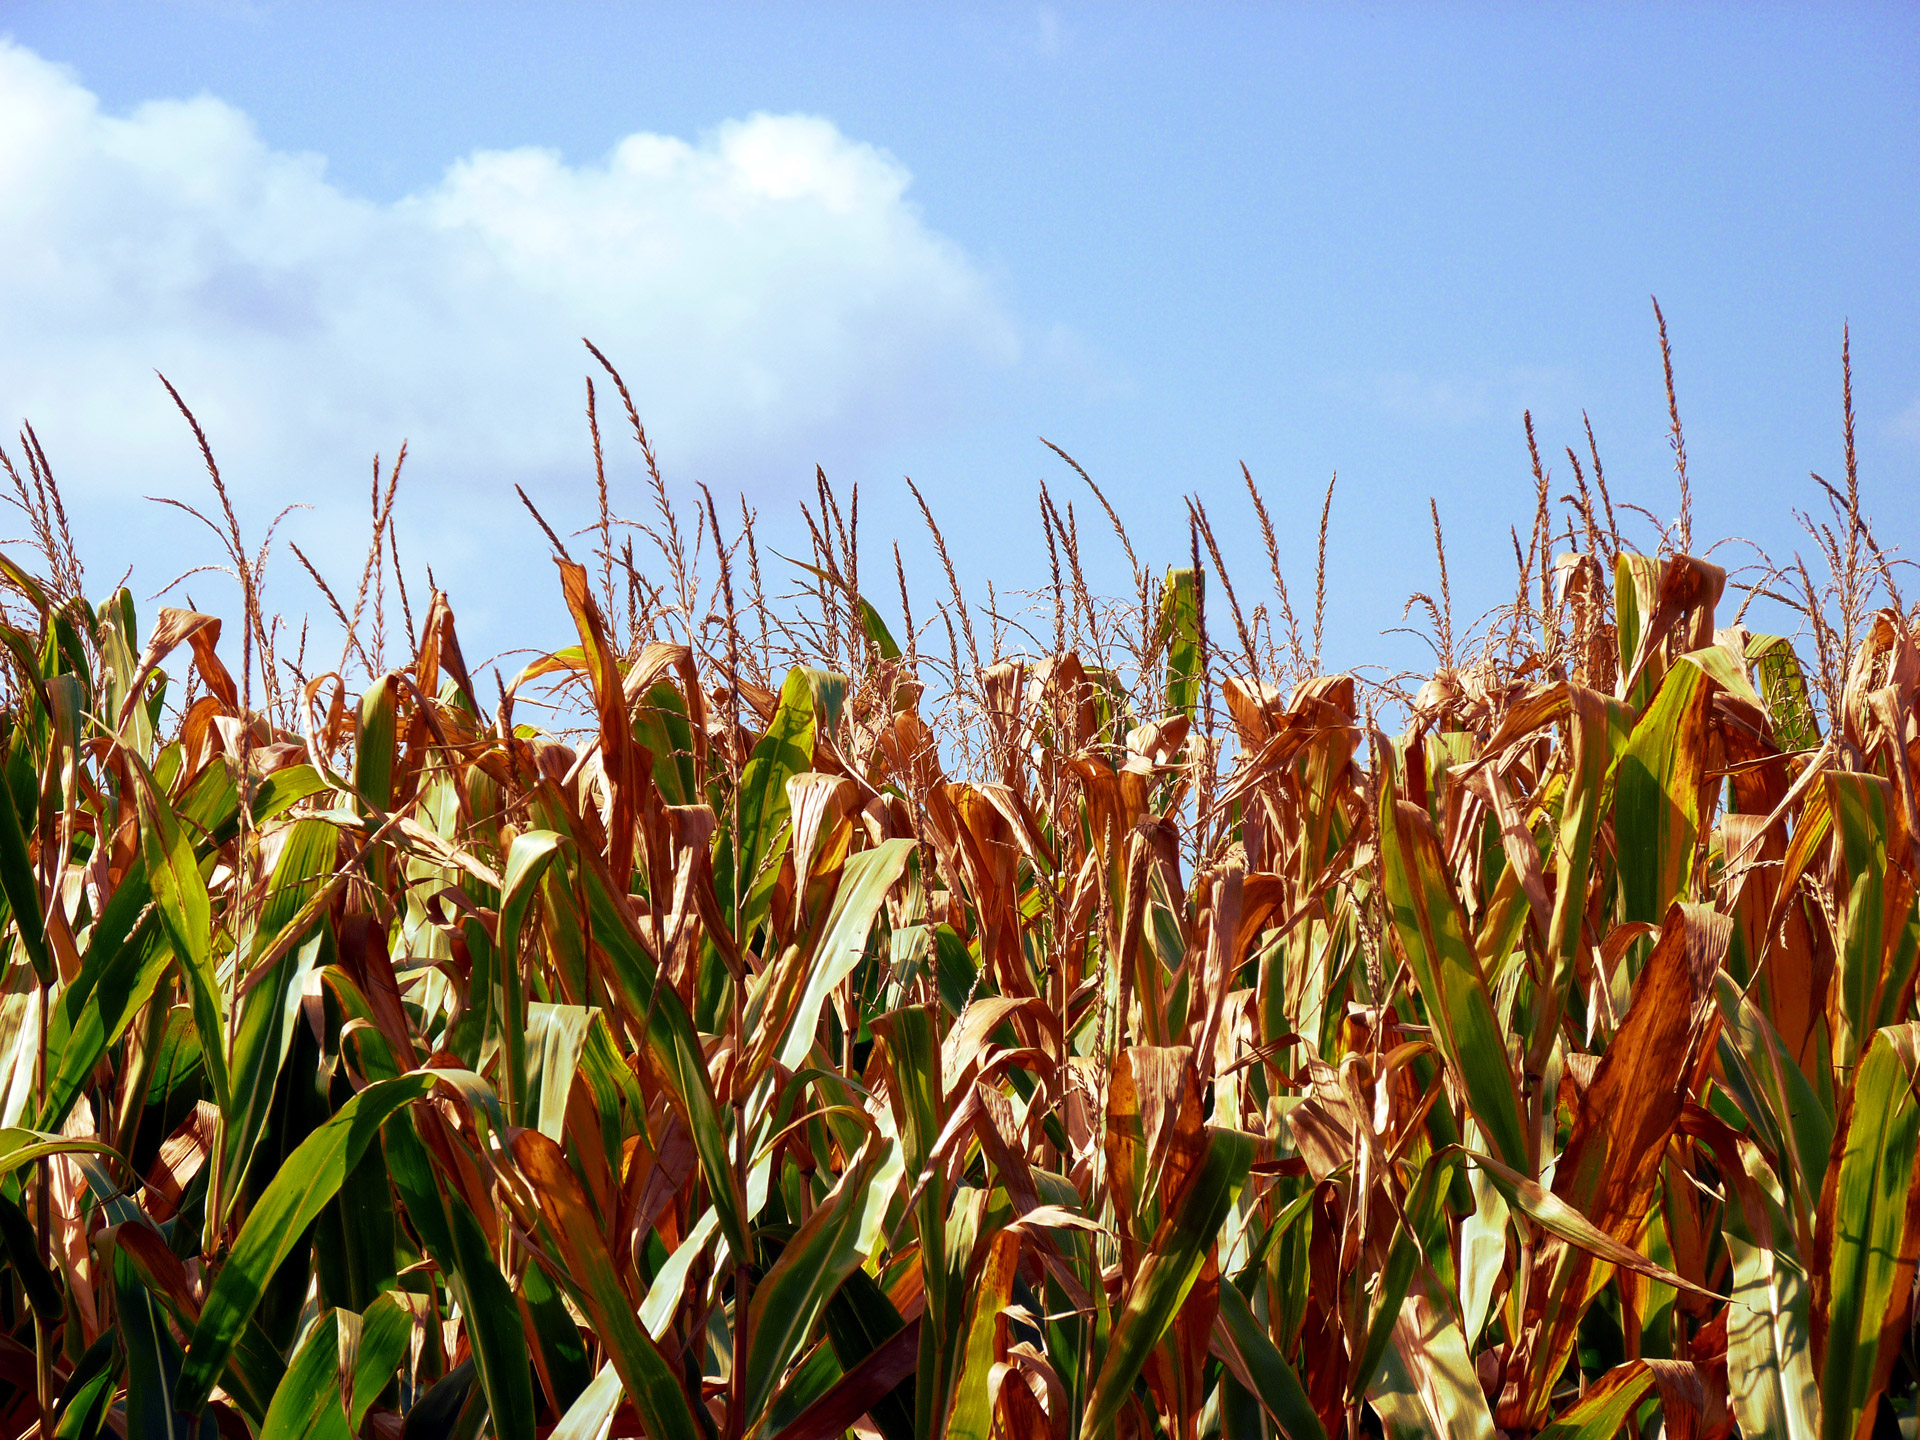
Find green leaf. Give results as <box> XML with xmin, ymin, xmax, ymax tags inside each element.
<box><xmin>524</xmin><ymin>1001</ymin><xmax>594</xmax><ymax>1142</ymax></box>
<box><xmin>117</xmin><ymin>1247</ymin><xmax>209</xmax><ymax>1440</ymax></box>
<box><xmin>582</xmin><ymin>859</ymin><xmax>752</xmax><ymax>1266</ymax></box>
<box><xmin>52</xmin><ymin>1331</ymin><xmax>118</xmax><ymax>1439</ymax></box>
<box><xmin>769</xmin><ymin>838</ymin><xmax>916</xmax><ymax>1079</ymax></box>
<box><xmin>857</xmin><ymin>598</ymin><xmax>903</xmax><ymax>661</ymax></box>
<box><xmin>350</xmin><ymin>1293</ymin><xmax>416</xmax><ymax>1429</ymax></box>
<box><xmin>869</xmin><ymin>1007</ymin><xmax>952</xmax><ymax>1433</ymax></box>
<box><xmin>726</xmin><ymin>666</ymin><xmax>816</xmax><ymax>941</ymax></box>
<box><xmin>1548</xmin><ymin>687</ymin><xmax>1630</xmax><ymax>980</ymax></box>
<box><xmin>821</xmin><ymin>1266</ymin><xmax>916</xmax><ymax>1440</ymax></box>
<box><xmin>0</xmin><ymin>1128</ymin><xmax>128</xmax><ymax>1179</ymax></box>
<box><xmin>1715</xmin><ymin>974</ymin><xmax>1832</xmax><ymax>1239</ymax></box>
<box><xmin>551</xmin><ymin>1364</ymin><xmax>623</xmax><ymax>1440</ymax></box>
<box><xmin>1213</xmin><ymin>1279</ymin><xmax>1326</xmax><ymax>1440</ymax></box>
<box><xmin>0</xmin><ymin>1187</ymin><xmax>59</xmax><ymax>1319</ymax></box>
<box><xmin>763</xmin><ymin>1320</ymin><xmax>922</xmax><ymax>1440</ymax></box>
<box><xmin>0</xmin><ymin>745</ymin><xmax>49</xmax><ymax>984</ymax></box>
<box><xmin>1159</xmin><ymin>566</ymin><xmax>1201</xmax><ymax>717</ymax></box>
<box><xmin>1084</xmin><ymin>1127</ymin><xmax>1255</xmax><ymax>1438</ymax></box>
<box><xmin>744</xmin><ymin>1132</ymin><xmax>902</xmax><ymax>1424</ymax></box>
<box><xmin>497</xmin><ymin>829</ymin><xmax>565</xmax><ymax>1125</ymax></box>
<box><xmin>221</xmin><ymin>817</ymin><xmax>338</xmax><ymax>1212</ymax></box>
<box><xmin>260</xmin><ymin>1312</ymin><xmax>350</xmax><ymax>1440</ymax></box>
<box><xmin>524</xmin><ymin>1252</ymin><xmax>593</xmax><ymax>1416</ymax></box>
<box><xmin>1534</xmin><ymin>1362</ymin><xmax>1657</xmax><ymax>1438</ymax></box>
<box><xmin>1818</xmin><ymin>1025</ymin><xmax>1920</xmax><ymax>1440</ymax></box>
<box><xmin>39</xmin><ymin>903</ymin><xmax>169</xmax><ymax>1131</ymax></box>
<box><xmin>134</xmin><ymin>763</ymin><xmax>231</xmax><ymax>1115</ymax></box>
<box><xmin>1379</xmin><ymin>790</ymin><xmax>1532</xmax><ymax>1176</ymax></box>
<box><xmin>634</xmin><ymin>681</ymin><xmax>700</xmax><ymax>807</ymax></box>
<box><xmin>1465</xmin><ymin>1149</ymin><xmax>1717</xmax><ymax>1300</ymax></box>
<box><xmin>175</xmin><ymin>1072</ymin><xmax>442</xmax><ymax>1414</ymax></box>
<box><xmin>354</xmin><ymin>673</ymin><xmax>397</xmax><ymax>812</ymax></box>
<box><xmin>1612</xmin><ymin>552</ymin><xmax>1664</xmax><ymax>707</ymax></box>
<box><xmin>943</xmin><ymin>1228</ymin><xmax>1023</xmax><ymax>1440</ymax></box>
<box><xmin>1745</xmin><ymin>633</ymin><xmax>1820</xmax><ymax>751</ymax></box>
<box><xmin>1353</xmin><ymin>1152</ymin><xmax>1455</xmax><ymax>1398</ymax></box>
<box><xmin>386</xmin><ymin>1111</ymin><xmax>538</xmax><ymax>1440</ymax></box>
<box><xmin>1612</xmin><ymin>654</ymin><xmax>1715</xmax><ymax>928</ymax></box>
<box><xmin>1826</xmin><ymin>772</ymin><xmax>1892</xmax><ymax>1072</ymax></box>
<box><xmin>1724</xmin><ymin>1144</ymin><xmax>1820</xmax><ymax>1440</ymax></box>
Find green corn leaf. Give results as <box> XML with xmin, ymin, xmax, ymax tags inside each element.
<box><xmin>640</xmin><ymin>1209</ymin><xmax>717</xmax><ymax>1340</ymax></box>
<box><xmin>350</xmin><ymin>1293</ymin><xmax>415</xmax><ymax>1430</ymax></box>
<box><xmin>0</xmin><ymin>746</ymin><xmax>49</xmax><ymax>984</ymax></box>
<box><xmin>1745</xmin><ymin>633</ymin><xmax>1820</xmax><ymax>751</ymax></box>
<box><xmin>446</xmin><ymin>1199</ymin><xmax>538</xmax><ymax>1439</ymax></box>
<box><xmin>763</xmin><ymin>1320</ymin><xmax>922</xmax><ymax>1440</ymax></box>
<box><xmin>40</xmin><ymin>893</ymin><xmax>168</xmax><ymax>1131</ymax></box>
<box><xmin>726</xmin><ymin>665</ymin><xmax>816</xmax><ymax>941</ymax></box>
<box><xmin>1084</xmin><ymin>1126</ymin><xmax>1255</xmax><ymax>1439</ymax></box>
<box><xmin>1612</xmin><ymin>654</ymin><xmax>1715</xmax><ymax>928</ymax></box>
<box><xmin>0</xmin><ymin>1187</ymin><xmax>59</xmax><ymax>1319</ymax></box>
<box><xmin>354</xmin><ymin>673</ymin><xmax>396</xmax><ymax>812</ymax></box>
<box><xmin>0</xmin><ymin>1128</ymin><xmax>128</xmax><ymax>1179</ymax></box>
<box><xmin>1817</xmin><ymin>1024</ymin><xmax>1920</xmax><ymax>1440</ymax></box>
<box><xmin>175</xmin><ymin>1072</ymin><xmax>443</xmax><ymax>1414</ymax></box>
<box><xmin>821</xmin><ymin>1265</ymin><xmax>916</xmax><ymax>1440</ymax></box>
<box><xmin>1466</xmin><ymin>1149</ymin><xmax>1718</xmax><ymax>1300</ymax></box>
<box><xmin>1548</xmin><ymin>686</ymin><xmax>1630</xmax><ymax>979</ymax></box>
<box><xmin>582</xmin><ymin>858</ymin><xmax>752</xmax><ymax>1266</ymax></box>
<box><xmin>1612</xmin><ymin>552</ymin><xmax>1665</xmax><ymax>708</ymax></box>
<box><xmin>260</xmin><ymin>1312</ymin><xmax>350</xmax><ymax>1440</ymax></box>
<box><xmin>770</xmin><ymin>838</ymin><xmax>915</xmax><ymax>1079</ymax></box>
<box><xmin>497</xmin><ymin>829</ymin><xmax>564</xmax><ymax>1125</ymax></box>
<box><xmin>52</xmin><ymin>1331</ymin><xmax>118</xmax><ymax>1439</ymax></box>
<box><xmin>870</xmin><ymin>1005</ymin><xmax>955</xmax><ymax>1433</ymax></box>
<box><xmin>524</xmin><ymin>1000</ymin><xmax>594</xmax><ymax>1141</ymax></box>
<box><xmin>1213</xmin><ymin>1279</ymin><xmax>1325</xmax><ymax>1440</ymax></box>
<box><xmin>117</xmin><ymin>1247</ymin><xmax>210</xmax><ymax>1440</ymax></box>
<box><xmin>1715</xmin><ymin>973</ymin><xmax>1833</xmax><ymax>1237</ymax></box>
<box><xmin>1724</xmin><ymin>1143</ymin><xmax>1820</xmax><ymax>1440</ymax></box>
<box><xmin>1826</xmin><ymin>772</ymin><xmax>1891</xmax><ymax>1073</ymax></box>
<box><xmin>1379</xmin><ymin>790</ymin><xmax>1532</xmax><ymax>1176</ymax></box>
<box><xmin>220</xmin><ymin>816</ymin><xmax>338</xmax><ymax>1213</ymax></box>
<box><xmin>743</xmin><ymin>1131</ymin><xmax>902</xmax><ymax>1424</ymax></box>
<box><xmin>1534</xmin><ymin>1362</ymin><xmax>1657</xmax><ymax>1438</ymax></box>
<box><xmin>524</xmin><ymin>1253</ymin><xmax>594</xmax><ymax>1416</ymax></box>
<box><xmin>384</xmin><ymin>1112</ymin><xmax>538</xmax><ymax>1440</ymax></box>
<box><xmin>133</xmin><ymin>762</ymin><xmax>231</xmax><ymax>1116</ymax></box>
<box><xmin>634</xmin><ymin>680</ymin><xmax>700</xmax><ymax>806</ymax></box>
<box><xmin>1159</xmin><ymin>566</ymin><xmax>1201</xmax><ymax>717</ymax></box>
<box><xmin>943</xmin><ymin>1228</ymin><xmax>1023</xmax><ymax>1440</ymax></box>
<box><xmin>1352</xmin><ymin>1152</ymin><xmax>1455</xmax><ymax>1399</ymax></box>
<box><xmin>551</xmin><ymin>1364</ymin><xmax>624</xmax><ymax>1440</ymax></box>
<box><xmin>857</xmin><ymin>597</ymin><xmax>903</xmax><ymax>661</ymax></box>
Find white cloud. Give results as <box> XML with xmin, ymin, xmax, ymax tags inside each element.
<box><xmin>0</xmin><ymin>40</ymin><xmax>1020</xmax><ymax>639</ymax></box>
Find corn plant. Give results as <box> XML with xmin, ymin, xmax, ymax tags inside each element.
<box><xmin>0</xmin><ymin>329</ymin><xmax>1912</xmax><ymax>1440</ymax></box>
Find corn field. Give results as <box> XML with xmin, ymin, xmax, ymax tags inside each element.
<box><xmin>0</xmin><ymin>329</ymin><xmax>1913</xmax><ymax>1440</ymax></box>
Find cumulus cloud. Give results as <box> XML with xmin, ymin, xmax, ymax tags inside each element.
<box><xmin>0</xmin><ymin>39</ymin><xmax>1020</xmax><ymax>639</ymax></box>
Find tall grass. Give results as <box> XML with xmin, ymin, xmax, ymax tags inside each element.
<box><xmin>0</xmin><ymin>309</ymin><xmax>1911</xmax><ymax>1439</ymax></box>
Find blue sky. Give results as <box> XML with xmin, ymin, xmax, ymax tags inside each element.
<box><xmin>2</xmin><ymin>2</ymin><xmax>1915</xmax><ymax>680</ymax></box>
